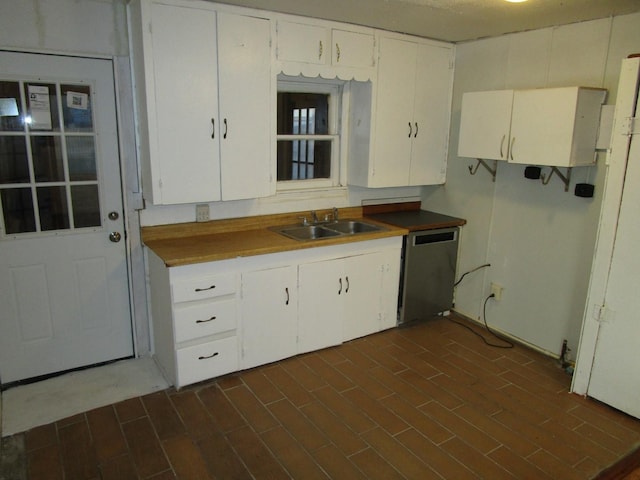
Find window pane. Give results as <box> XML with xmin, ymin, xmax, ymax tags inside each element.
<box><xmin>1</xmin><ymin>188</ymin><xmax>36</xmax><ymax>234</ymax></box>
<box><xmin>61</xmin><ymin>84</ymin><xmax>93</xmax><ymax>132</ymax></box>
<box><xmin>37</xmin><ymin>186</ymin><xmax>69</xmax><ymax>231</ymax></box>
<box><xmin>26</xmin><ymin>83</ymin><xmax>60</xmax><ymax>132</ymax></box>
<box><xmin>0</xmin><ymin>81</ymin><xmax>24</xmax><ymax>132</ymax></box>
<box><xmin>71</xmin><ymin>185</ymin><xmax>101</xmax><ymax>228</ymax></box>
<box><xmin>67</xmin><ymin>136</ymin><xmax>97</xmax><ymax>181</ymax></box>
<box><xmin>0</xmin><ymin>136</ymin><xmax>29</xmax><ymax>184</ymax></box>
<box><xmin>277</xmin><ymin>93</ymin><xmax>329</xmax><ymax>135</ymax></box>
<box><xmin>277</xmin><ymin>140</ymin><xmax>331</xmax><ymax>181</ymax></box>
<box><xmin>31</xmin><ymin>136</ymin><xmax>64</xmax><ymax>182</ymax></box>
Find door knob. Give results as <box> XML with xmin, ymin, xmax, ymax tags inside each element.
<box><xmin>109</xmin><ymin>232</ymin><xmax>122</xmax><ymax>243</ymax></box>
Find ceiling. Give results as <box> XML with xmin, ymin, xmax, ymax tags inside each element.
<box><xmin>212</xmin><ymin>0</ymin><xmax>640</xmax><ymax>42</ymax></box>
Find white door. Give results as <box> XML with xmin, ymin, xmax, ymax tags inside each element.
<box><xmin>298</xmin><ymin>257</ymin><xmax>344</xmax><ymax>354</ymax></box>
<box><xmin>586</xmin><ymin>79</ymin><xmax>640</xmax><ymax>418</ymax></box>
<box><xmin>410</xmin><ymin>43</ymin><xmax>452</xmax><ymax>185</ymax></box>
<box><xmin>217</xmin><ymin>12</ymin><xmax>273</xmax><ymax>201</ymax></box>
<box><xmin>458</xmin><ymin>89</ymin><xmax>513</xmax><ymax>161</ymax></box>
<box><xmin>373</xmin><ymin>37</ymin><xmax>416</xmax><ymax>186</ymax></box>
<box><xmin>343</xmin><ymin>252</ymin><xmax>383</xmax><ymax>341</ymax></box>
<box><xmin>0</xmin><ymin>51</ymin><xmax>133</xmax><ymax>384</ymax></box>
<box><xmin>240</xmin><ymin>265</ymin><xmax>298</xmax><ymax>369</ymax></box>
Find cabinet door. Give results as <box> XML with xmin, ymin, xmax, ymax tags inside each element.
<box><xmin>277</xmin><ymin>21</ymin><xmax>328</xmax><ymax>65</ymax></box>
<box><xmin>331</xmin><ymin>29</ymin><xmax>375</xmax><ymax>68</ymax></box>
<box><xmin>343</xmin><ymin>253</ymin><xmax>384</xmax><ymax>341</ymax></box>
<box><xmin>241</xmin><ymin>265</ymin><xmax>297</xmax><ymax>369</ymax></box>
<box><xmin>298</xmin><ymin>258</ymin><xmax>343</xmax><ymax>354</ymax></box>
<box><xmin>509</xmin><ymin>87</ymin><xmax>587</xmax><ymax>166</ymax></box>
<box><xmin>379</xmin><ymin>248</ymin><xmax>402</xmax><ymax>331</ymax></box>
<box><xmin>149</xmin><ymin>3</ymin><xmax>221</xmax><ymax>204</ymax></box>
<box><xmin>217</xmin><ymin>13</ymin><xmax>274</xmax><ymax>200</ymax></box>
<box><xmin>372</xmin><ymin>37</ymin><xmax>417</xmax><ymax>186</ymax></box>
<box><xmin>410</xmin><ymin>43</ymin><xmax>453</xmax><ymax>185</ymax></box>
<box><xmin>458</xmin><ymin>90</ymin><xmax>513</xmax><ymax>161</ymax></box>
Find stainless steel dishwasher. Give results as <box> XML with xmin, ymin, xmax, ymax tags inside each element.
<box><xmin>399</xmin><ymin>227</ymin><xmax>459</xmax><ymax>324</ymax></box>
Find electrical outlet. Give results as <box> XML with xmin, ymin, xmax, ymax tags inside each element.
<box><xmin>196</xmin><ymin>204</ymin><xmax>209</xmax><ymax>222</ymax></box>
<box><xmin>491</xmin><ymin>282</ymin><xmax>503</xmax><ymax>301</ymax></box>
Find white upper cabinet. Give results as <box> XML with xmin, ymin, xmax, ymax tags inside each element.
<box><xmin>276</xmin><ymin>20</ymin><xmax>329</xmax><ymax>65</ymax></box>
<box><xmin>217</xmin><ymin>12</ymin><xmax>274</xmax><ymax>200</ymax></box>
<box><xmin>276</xmin><ymin>19</ymin><xmax>375</xmax><ymax>76</ymax></box>
<box><xmin>128</xmin><ymin>0</ymin><xmax>274</xmax><ymax>205</ymax></box>
<box><xmin>458</xmin><ymin>90</ymin><xmax>514</xmax><ymax>161</ymax></box>
<box><xmin>351</xmin><ymin>35</ymin><xmax>454</xmax><ymax>187</ymax></box>
<box><xmin>458</xmin><ymin>87</ymin><xmax>607</xmax><ymax>167</ymax></box>
<box><xmin>331</xmin><ymin>29</ymin><xmax>375</xmax><ymax>68</ymax></box>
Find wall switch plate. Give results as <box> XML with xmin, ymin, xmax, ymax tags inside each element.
<box><xmin>196</xmin><ymin>204</ymin><xmax>209</xmax><ymax>222</ymax></box>
<box><xmin>491</xmin><ymin>282</ymin><xmax>503</xmax><ymax>301</ymax></box>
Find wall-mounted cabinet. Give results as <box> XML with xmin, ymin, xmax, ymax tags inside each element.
<box><xmin>349</xmin><ymin>34</ymin><xmax>454</xmax><ymax>188</ymax></box>
<box><xmin>458</xmin><ymin>87</ymin><xmax>607</xmax><ymax>167</ymax></box>
<box><xmin>276</xmin><ymin>20</ymin><xmax>375</xmax><ymax>70</ymax></box>
<box><xmin>128</xmin><ymin>0</ymin><xmax>274</xmax><ymax>205</ymax></box>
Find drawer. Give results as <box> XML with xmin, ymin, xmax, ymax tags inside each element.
<box><xmin>173</xmin><ymin>300</ymin><xmax>236</xmax><ymax>343</ymax></box>
<box><xmin>172</xmin><ymin>273</ymin><xmax>236</xmax><ymax>303</ymax></box>
<box><xmin>176</xmin><ymin>336</ymin><xmax>238</xmax><ymax>387</ymax></box>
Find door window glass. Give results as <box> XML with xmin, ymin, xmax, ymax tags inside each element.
<box><xmin>0</xmin><ymin>79</ymin><xmax>102</xmax><ymax>236</ymax></box>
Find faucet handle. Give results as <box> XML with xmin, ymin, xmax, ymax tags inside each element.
<box><xmin>298</xmin><ymin>216</ymin><xmax>309</xmax><ymax>226</ymax></box>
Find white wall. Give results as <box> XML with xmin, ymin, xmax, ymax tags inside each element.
<box><xmin>424</xmin><ymin>13</ymin><xmax>640</xmax><ymax>358</ymax></box>
<box><xmin>0</xmin><ymin>0</ymin><xmax>128</xmax><ymax>57</ymax></box>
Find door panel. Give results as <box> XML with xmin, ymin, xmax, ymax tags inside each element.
<box><xmin>0</xmin><ymin>51</ymin><xmax>133</xmax><ymax>384</ymax></box>
<box><xmin>586</xmin><ymin>82</ymin><xmax>640</xmax><ymax>418</ymax></box>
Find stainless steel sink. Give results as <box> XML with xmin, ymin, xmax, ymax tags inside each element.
<box><xmin>272</xmin><ymin>219</ymin><xmax>385</xmax><ymax>241</ymax></box>
<box><xmin>329</xmin><ymin>220</ymin><xmax>382</xmax><ymax>235</ymax></box>
<box><xmin>277</xmin><ymin>225</ymin><xmax>342</xmax><ymax>241</ymax></box>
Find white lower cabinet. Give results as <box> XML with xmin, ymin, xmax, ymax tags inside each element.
<box><xmin>298</xmin><ymin>257</ymin><xmax>345</xmax><ymax>354</ymax></box>
<box><xmin>240</xmin><ymin>265</ymin><xmax>298</xmax><ymax>370</ymax></box>
<box><xmin>148</xmin><ymin>237</ymin><xmax>401</xmax><ymax>388</ymax></box>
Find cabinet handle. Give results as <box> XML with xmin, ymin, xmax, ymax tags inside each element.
<box><xmin>195</xmin><ymin>285</ymin><xmax>216</xmax><ymax>292</ymax></box>
<box><xmin>223</xmin><ymin>118</ymin><xmax>228</xmax><ymax>139</ymax></box>
<box><xmin>510</xmin><ymin>137</ymin><xmax>515</xmax><ymax>161</ymax></box>
<box><xmin>336</xmin><ymin>43</ymin><xmax>340</xmax><ymax>62</ymax></box>
<box><xmin>345</xmin><ymin>276</ymin><xmax>349</xmax><ymax>293</ymax></box>
<box><xmin>414</xmin><ymin>122</ymin><xmax>418</xmax><ymax>138</ymax></box>
<box><xmin>408</xmin><ymin>122</ymin><xmax>412</xmax><ymax>138</ymax></box>
<box><xmin>211</xmin><ymin>118</ymin><xmax>215</xmax><ymax>139</ymax></box>
<box><xmin>500</xmin><ymin>134</ymin><xmax>505</xmax><ymax>158</ymax></box>
<box><xmin>285</xmin><ymin>287</ymin><xmax>289</xmax><ymax>305</ymax></box>
<box><xmin>338</xmin><ymin>277</ymin><xmax>342</xmax><ymax>295</ymax></box>
<box><xmin>198</xmin><ymin>352</ymin><xmax>219</xmax><ymax>360</ymax></box>
<box><xmin>319</xmin><ymin>40</ymin><xmax>323</xmax><ymax>60</ymax></box>
<box><xmin>196</xmin><ymin>316</ymin><xmax>216</xmax><ymax>324</ymax></box>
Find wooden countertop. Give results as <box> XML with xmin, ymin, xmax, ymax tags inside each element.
<box><xmin>142</xmin><ymin>206</ymin><xmax>408</xmax><ymax>267</ymax></box>
<box><xmin>142</xmin><ymin>203</ymin><xmax>466</xmax><ymax>267</ymax></box>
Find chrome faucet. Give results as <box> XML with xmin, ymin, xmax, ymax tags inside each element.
<box><xmin>333</xmin><ymin>207</ymin><xmax>339</xmax><ymax>222</ymax></box>
<box><xmin>311</xmin><ymin>210</ymin><xmax>319</xmax><ymax>224</ymax></box>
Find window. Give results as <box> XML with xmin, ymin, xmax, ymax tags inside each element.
<box><xmin>277</xmin><ymin>78</ymin><xmax>343</xmax><ymax>190</ymax></box>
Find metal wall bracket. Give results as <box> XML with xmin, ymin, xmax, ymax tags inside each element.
<box><xmin>540</xmin><ymin>166</ymin><xmax>572</xmax><ymax>192</ymax></box>
<box><xmin>468</xmin><ymin>158</ymin><xmax>498</xmax><ymax>182</ymax></box>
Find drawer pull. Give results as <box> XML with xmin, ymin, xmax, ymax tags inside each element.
<box><xmin>195</xmin><ymin>285</ymin><xmax>216</xmax><ymax>292</ymax></box>
<box><xmin>198</xmin><ymin>352</ymin><xmax>219</xmax><ymax>360</ymax></box>
<box><xmin>196</xmin><ymin>316</ymin><xmax>216</xmax><ymax>324</ymax></box>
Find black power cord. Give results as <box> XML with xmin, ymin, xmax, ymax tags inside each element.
<box><xmin>449</xmin><ymin>294</ymin><xmax>514</xmax><ymax>349</ymax></box>
<box><xmin>454</xmin><ymin>263</ymin><xmax>491</xmax><ymax>287</ymax></box>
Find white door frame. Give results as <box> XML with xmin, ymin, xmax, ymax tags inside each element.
<box><xmin>0</xmin><ymin>48</ymin><xmax>151</xmax><ymax>360</ymax></box>
<box><xmin>113</xmin><ymin>55</ymin><xmax>151</xmax><ymax>358</ymax></box>
<box><xmin>572</xmin><ymin>57</ymin><xmax>640</xmax><ymax>395</ymax></box>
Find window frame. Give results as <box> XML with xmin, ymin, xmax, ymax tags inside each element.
<box><xmin>276</xmin><ymin>76</ymin><xmax>346</xmax><ymax>192</ymax></box>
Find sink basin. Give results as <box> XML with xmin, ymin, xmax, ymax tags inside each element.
<box><xmin>329</xmin><ymin>220</ymin><xmax>382</xmax><ymax>235</ymax></box>
<box><xmin>277</xmin><ymin>225</ymin><xmax>342</xmax><ymax>241</ymax></box>
<box><xmin>272</xmin><ymin>219</ymin><xmax>385</xmax><ymax>241</ymax></box>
